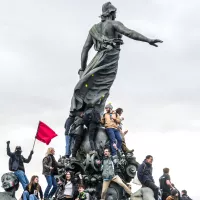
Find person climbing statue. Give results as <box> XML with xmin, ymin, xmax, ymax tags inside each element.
<box><xmin>6</xmin><ymin>141</ymin><xmax>34</xmax><ymax>189</ymax></box>
<box><xmin>68</xmin><ymin>112</ymin><xmax>85</xmax><ymax>160</ymax></box>
<box><xmin>83</xmin><ymin>105</ymin><xmax>101</xmax><ymax>155</ymax></box>
<box><xmin>0</xmin><ymin>172</ymin><xmax>19</xmax><ymax>200</ymax></box>
<box><xmin>115</xmin><ymin>107</ymin><xmax>134</xmax><ymax>154</ymax></box>
<box><xmin>99</xmin><ymin>148</ymin><xmax>134</xmax><ymax>200</ymax></box>
<box><xmin>101</xmin><ymin>104</ymin><xmax>122</xmax><ymax>156</ymax></box>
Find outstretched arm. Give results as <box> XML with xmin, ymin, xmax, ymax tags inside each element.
<box><xmin>79</xmin><ymin>33</ymin><xmax>93</xmax><ymax>77</ymax></box>
<box><xmin>113</xmin><ymin>21</ymin><xmax>162</xmax><ymax>47</ymax></box>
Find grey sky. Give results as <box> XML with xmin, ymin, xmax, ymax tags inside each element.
<box><xmin>0</xmin><ymin>0</ymin><xmax>199</xmax><ymax>199</ymax></box>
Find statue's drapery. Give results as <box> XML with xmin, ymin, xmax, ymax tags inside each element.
<box><xmin>70</xmin><ymin>25</ymin><xmax>121</xmax><ymax>114</ymax></box>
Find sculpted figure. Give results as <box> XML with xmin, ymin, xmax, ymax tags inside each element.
<box><xmin>70</xmin><ymin>2</ymin><xmax>162</xmax><ymax>115</ymax></box>
<box><xmin>0</xmin><ymin>172</ymin><xmax>19</xmax><ymax>200</ymax></box>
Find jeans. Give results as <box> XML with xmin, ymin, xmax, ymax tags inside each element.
<box><xmin>65</xmin><ymin>135</ymin><xmax>72</xmax><ymax>156</ymax></box>
<box><xmin>88</xmin><ymin>122</ymin><xmax>98</xmax><ymax>150</ymax></box>
<box><xmin>44</xmin><ymin>175</ymin><xmax>57</xmax><ymax>198</ymax></box>
<box><xmin>14</xmin><ymin>170</ymin><xmax>29</xmax><ymax>189</ymax></box>
<box><xmin>106</xmin><ymin>128</ymin><xmax>122</xmax><ymax>156</ymax></box>
<box><xmin>144</xmin><ymin>180</ymin><xmax>159</xmax><ymax>200</ymax></box>
<box><xmin>23</xmin><ymin>191</ymin><xmax>38</xmax><ymax>200</ymax></box>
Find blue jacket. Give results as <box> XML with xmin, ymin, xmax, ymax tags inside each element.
<box><xmin>137</xmin><ymin>160</ymin><xmax>154</xmax><ymax>184</ymax></box>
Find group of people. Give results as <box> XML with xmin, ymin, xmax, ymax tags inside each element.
<box><xmin>137</xmin><ymin>155</ymin><xmax>192</xmax><ymax>200</ymax></box>
<box><xmin>64</xmin><ymin>103</ymin><xmax>133</xmax><ymax>159</ymax></box>
<box><xmin>2</xmin><ymin>104</ymin><xmax>192</xmax><ymax>200</ymax></box>
<box><xmin>5</xmin><ymin>142</ymin><xmax>91</xmax><ymax>200</ymax></box>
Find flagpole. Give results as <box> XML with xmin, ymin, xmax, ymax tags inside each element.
<box><xmin>32</xmin><ymin>137</ymin><xmax>36</xmax><ymax>151</ymax></box>
<box><xmin>32</xmin><ymin>121</ymin><xmax>40</xmax><ymax>151</ymax></box>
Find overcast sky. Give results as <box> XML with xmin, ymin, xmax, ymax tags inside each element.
<box><xmin>0</xmin><ymin>0</ymin><xmax>200</xmax><ymax>199</ymax></box>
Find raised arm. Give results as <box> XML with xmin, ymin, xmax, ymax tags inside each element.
<box><xmin>22</xmin><ymin>150</ymin><xmax>34</xmax><ymax>163</ymax></box>
<box><xmin>6</xmin><ymin>141</ymin><xmax>14</xmax><ymax>157</ymax></box>
<box><xmin>113</xmin><ymin>21</ymin><xmax>162</xmax><ymax>47</ymax></box>
<box><xmin>79</xmin><ymin>33</ymin><xmax>93</xmax><ymax>77</ymax></box>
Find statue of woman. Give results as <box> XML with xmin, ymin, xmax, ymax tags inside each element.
<box><xmin>70</xmin><ymin>2</ymin><xmax>162</xmax><ymax>115</ymax></box>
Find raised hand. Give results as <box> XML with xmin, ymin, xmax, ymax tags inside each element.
<box><xmin>6</xmin><ymin>141</ymin><xmax>10</xmax><ymax>145</ymax></box>
<box><xmin>149</xmin><ymin>39</ymin><xmax>163</xmax><ymax>47</ymax></box>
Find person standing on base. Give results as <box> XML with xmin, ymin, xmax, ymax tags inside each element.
<box><xmin>159</xmin><ymin>168</ymin><xmax>174</xmax><ymax>200</ymax></box>
<box><xmin>43</xmin><ymin>147</ymin><xmax>60</xmax><ymax>199</ymax></box>
<box><xmin>137</xmin><ymin>155</ymin><xmax>159</xmax><ymax>200</ymax></box>
<box><xmin>6</xmin><ymin>141</ymin><xmax>33</xmax><ymax>189</ymax></box>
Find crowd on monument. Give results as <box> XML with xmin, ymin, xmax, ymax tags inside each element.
<box><xmin>0</xmin><ymin>104</ymin><xmax>193</xmax><ymax>200</ymax></box>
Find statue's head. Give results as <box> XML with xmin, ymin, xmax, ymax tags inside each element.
<box><xmin>1</xmin><ymin>172</ymin><xmax>19</xmax><ymax>191</ymax></box>
<box><xmin>101</xmin><ymin>2</ymin><xmax>117</xmax><ymax>21</ymax></box>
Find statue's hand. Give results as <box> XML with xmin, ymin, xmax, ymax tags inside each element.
<box><xmin>149</xmin><ymin>39</ymin><xmax>163</xmax><ymax>47</ymax></box>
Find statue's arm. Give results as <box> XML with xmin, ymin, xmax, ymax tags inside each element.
<box><xmin>113</xmin><ymin>21</ymin><xmax>162</xmax><ymax>46</ymax></box>
<box><xmin>80</xmin><ymin>33</ymin><xmax>93</xmax><ymax>73</ymax></box>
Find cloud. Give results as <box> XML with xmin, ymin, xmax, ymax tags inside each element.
<box><xmin>0</xmin><ymin>0</ymin><xmax>199</xmax><ymax>199</ymax></box>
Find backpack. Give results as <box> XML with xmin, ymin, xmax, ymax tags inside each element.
<box><xmin>84</xmin><ymin>109</ymin><xmax>101</xmax><ymax>125</ymax></box>
<box><xmin>9</xmin><ymin>155</ymin><xmax>19</xmax><ymax>171</ymax></box>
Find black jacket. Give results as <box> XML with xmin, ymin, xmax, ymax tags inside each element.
<box><xmin>137</xmin><ymin>160</ymin><xmax>154</xmax><ymax>184</ymax></box>
<box><xmin>42</xmin><ymin>154</ymin><xmax>59</xmax><ymax>176</ymax></box>
<box><xmin>7</xmin><ymin>146</ymin><xmax>33</xmax><ymax>172</ymax></box>
<box><xmin>181</xmin><ymin>194</ymin><xmax>192</xmax><ymax>200</ymax></box>
<box><xmin>25</xmin><ymin>183</ymin><xmax>43</xmax><ymax>199</ymax></box>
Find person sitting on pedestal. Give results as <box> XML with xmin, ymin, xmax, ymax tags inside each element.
<box><xmin>101</xmin><ymin>104</ymin><xmax>122</xmax><ymax>156</ymax></box>
<box><xmin>56</xmin><ymin>171</ymin><xmax>79</xmax><ymax>200</ymax></box>
<box><xmin>22</xmin><ymin>175</ymin><xmax>43</xmax><ymax>200</ymax></box>
<box><xmin>137</xmin><ymin>155</ymin><xmax>159</xmax><ymax>200</ymax></box>
<box><xmin>6</xmin><ymin>141</ymin><xmax>34</xmax><ymax>189</ymax></box>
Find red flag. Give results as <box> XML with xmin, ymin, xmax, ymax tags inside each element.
<box><xmin>36</xmin><ymin>121</ymin><xmax>58</xmax><ymax>145</ymax></box>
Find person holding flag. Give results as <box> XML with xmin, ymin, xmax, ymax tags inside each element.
<box><xmin>6</xmin><ymin>141</ymin><xmax>34</xmax><ymax>189</ymax></box>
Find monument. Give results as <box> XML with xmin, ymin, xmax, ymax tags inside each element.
<box><xmin>59</xmin><ymin>2</ymin><xmax>162</xmax><ymax>200</ymax></box>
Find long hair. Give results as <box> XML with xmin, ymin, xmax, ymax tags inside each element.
<box><xmin>28</xmin><ymin>175</ymin><xmax>40</xmax><ymax>192</ymax></box>
<box><xmin>45</xmin><ymin>147</ymin><xmax>54</xmax><ymax>156</ymax></box>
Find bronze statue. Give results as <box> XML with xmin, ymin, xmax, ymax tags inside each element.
<box><xmin>62</xmin><ymin>3</ymin><xmax>163</xmax><ymax>199</ymax></box>
<box><xmin>70</xmin><ymin>2</ymin><xmax>162</xmax><ymax>114</ymax></box>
